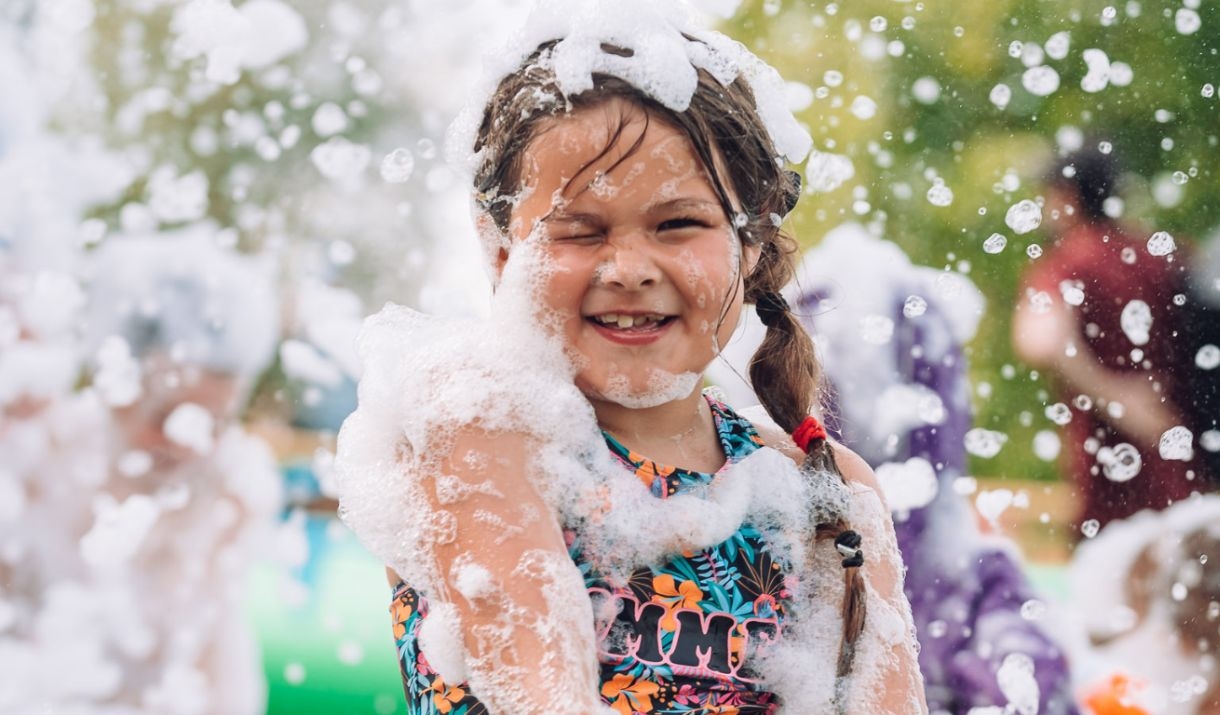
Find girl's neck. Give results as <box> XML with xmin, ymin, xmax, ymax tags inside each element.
<box><xmin>591</xmin><ymin>387</ymin><xmax>726</xmax><ymax>473</ymax></box>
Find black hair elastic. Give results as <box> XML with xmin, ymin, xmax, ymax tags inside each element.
<box><xmin>834</xmin><ymin>530</ymin><xmax>864</xmax><ymax>568</ymax></box>
<box><xmin>755</xmin><ymin>291</ymin><xmax>789</xmax><ymax>328</ymax></box>
<box><xmin>781</xmin><ymin>169</ymin><xmax>803</xmax><ymax>216</ymax></box>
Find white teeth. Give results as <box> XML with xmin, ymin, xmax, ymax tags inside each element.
<box><xmin>593</xmin><ymin>313</ymin><xmax>667</xmax><ymax>329</ymax></box>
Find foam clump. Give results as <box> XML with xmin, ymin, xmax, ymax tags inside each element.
<box><xmin>79</xmin><ymin>493</ymin><xmax>162</xmax><ymax>570</ymax></box>
<box><xmin>449</xmin><ymin>0</ymin><xmax>811</xmax><ymax>173</ymax></box>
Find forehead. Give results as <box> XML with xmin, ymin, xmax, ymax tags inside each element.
<box><xmin>519</xmin><ymin>98</ymin><xmax>709</xmax><ymax>194</ymax></box>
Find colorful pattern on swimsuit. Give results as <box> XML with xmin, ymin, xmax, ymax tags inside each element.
<box><xmin>390</xmin><ymin>396</ymin><xmax>790</xmax><ymax>715</ymax></box>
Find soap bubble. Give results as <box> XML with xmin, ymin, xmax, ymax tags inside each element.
<box><xmin>1146</xmin><ymin>231</ymin><xmax>1176</xmax><ymax>256</ymax></box>
<box><xmin>1022</xmin><ymin>65</ymin><xmax>1060</xmax><ymax>97</ymax></box>
<box><xmin>927</xmin><ymin>183</ymin><xmax>954</xmax><ymax>207</ymax></box>
<box><xmin>983</xmin><ymin>233</ymin><xmax>1008</xmax><ymax>254</ymax></box>
<box><xmin>1197</xmin><ymin>345</ymin><xmax>1220</xmax><ymax>370</ymax></box>
<box><xmin>1159</xmin><ymin>426</ymin><xmax>1194</xmax><ymax>461</ymax></box>
<box><xmin>1020</xmin><ymin>599</ymin><xmax>1048</xmax><ymax>621</ymax></box>
<box><xmin>1005</xmin><ymin>200</ymin><xmax>1043</xmax><ymax>234</ymax></box>
<box><xmin>1098</xmin><ymin>443</ymin><xmax>1142</xmax><ymax>482</ymax></box>
<box><xmin>379</xmin><ymin>148</ymin><xmax>416</xmax><ymax>183</ymax></box>
<box><xmin>1044</xmin><ymin>403</ymin><xmax>1072</xmax><ymax>426</ymax></box>
<box><xmin>903</xmin><ymin>295</ymin><xmax>928</xmax><ymax>317</ymax></box>
<box><xmin>990</xmin><ymin>83</ymin><xmax>1012</xmax><ymax>109</ymax></box>
<box><xmin>964</xmin><ymin>428</ymin><xmax>1007</xmax><ymax>458</ymax></box>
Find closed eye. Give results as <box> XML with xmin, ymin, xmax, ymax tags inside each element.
<box><xmin>552</xmin><ymin>230</ymin><xmax>603</xmax><ymax>243</ymax></box>
<box><xmin>657</xmin><ymin>217</ymin><xmax>711</xmax><ymax>232</ymax></box>
<box><xmin>544</xmin><ymin>217</ymin><xmax>604</xmax><ymax>243</ymax></box>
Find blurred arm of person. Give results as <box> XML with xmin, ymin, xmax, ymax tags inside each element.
<box><xmin>1012</xmin><ymin>296</ymin><xmax>1178</xmax><ymax>446</ymax></box>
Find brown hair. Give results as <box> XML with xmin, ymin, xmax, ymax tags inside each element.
<box><xmin>472</xmin><ymin>40</ymin><xmax>867</xmax><ymax>681</ymax></box>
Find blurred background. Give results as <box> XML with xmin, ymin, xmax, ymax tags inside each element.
<box><xmin>1</xmin><ymin>0</ymin><xmax>1217</xmax><ymax>713</ymax></box>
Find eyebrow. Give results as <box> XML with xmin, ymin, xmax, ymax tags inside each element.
<box><xmin>541</xmin><ymin>210</ymin><xmax>600</xmax><ymax>225</ymax></box>
<box><xmin>541</xmin><ymin>198</ymin><xmax>725</xmax><ymax>225</ymax></box>
<box><xmin>641</xmin><ymin>197</ymin><xmax>724</xmax><ymax>214</ymax></box>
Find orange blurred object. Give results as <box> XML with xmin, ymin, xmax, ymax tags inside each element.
<box><xmin>1083</xmin><ymin>673</ymin><xmax>1150</xmax><ymax>715</ymax></box>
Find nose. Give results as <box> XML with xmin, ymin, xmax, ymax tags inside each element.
<box><xmin>595</xmin><ymin>235</ymin><xmax>661</xmax><ymax>289</ymax></box>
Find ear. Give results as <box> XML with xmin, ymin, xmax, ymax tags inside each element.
<box><xmin>475</xmin><ymin>211</ymin><xmax>511</xmax><ymax>281</ymax></box>
<box><xmin>494</xmin><ymin>246</ymin><xmax>510</xmax><ymax>278</ymax></box>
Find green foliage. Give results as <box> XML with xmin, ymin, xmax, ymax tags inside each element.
<box><xmin>729</xmin><ymin>0</ymin><xmax>1220</xmax><ymax>481</ymax></box>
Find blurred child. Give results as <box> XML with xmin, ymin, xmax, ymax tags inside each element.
<box><xmin>1</xmin><ymin>229</ymin><xmax>282</xmax><ymax>715</ymax></box>
<box><xmin>1069</xmin><ymin>497</ymin><xmax>1220</xmax><ymax>715</ymax></box>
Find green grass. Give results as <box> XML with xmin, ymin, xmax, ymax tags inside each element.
<box><xmin>249</xmin><ymin>515</ymin><xmax>406</xmax><ymax>715</ymax></box>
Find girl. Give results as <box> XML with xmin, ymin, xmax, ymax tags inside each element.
<box><xmin>336</xmin><ymin>3</ymin><xmax>926</xmax><ymax>713</ymax></box>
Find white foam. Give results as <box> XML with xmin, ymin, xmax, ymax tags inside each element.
<box><xmin>1098</xmin><ymin>442</ymin><xmax>1142</xmax><ymax>482</ymax></box>
<box><xmin>1158</xmin><ymin>426</ymin><xmax>1194</xmax><ymax>462</ymax></box>
<box><xmin>997</xmin><ymin>652</ymin><xmax>1040</xmax><ymax>715</ymax></box>
<box><xmin>1022</xmin><ymin>65</ymin><xmax>1060</xmax><ymax>97</ymax></box>
<box><xmin>1120</xmin><ymin>299</ymin><xmax>1152</xmax><ymax>346</ymax></box>
<box><xmin>596</xmin><ymin>369</ymin><xmax>700</xmax><ymax>409</ymax></box>
<box><xmin>92</xmin><ymin>336</ymin><xmax>143</xmax><ymax>407</ymax></box>
<box><xmin>965</xmin><ymin>428</ymin><xmax>1007</xmax><ymax>458</ymax></box>
<box><xmin>876</xmin><ymin>457</ymin><xmax>939</xmax><ymax>517</ymax></box>
<box><xmin>79</xmin><ymin>494</ymin><xmax>162</xmax><ymax>569</ymax></box>
<box><xmin>417</xmin><ymin>601</ymin><xmax>470</xmax><ymax>683</ymax></box>
<box><xmin>1005</xmin><ymin>199</ymin><xmax>1043</xmax><ymax>235</ymax></box>
<box><xmin>163</xmin><ymin>402</ymin><xmax>216</xmax><ymax>455</ymax></box>
<box><xmin>449</xmin><ymin>0</ymin><xmax>811</xmax><ymax>182</ymax></box>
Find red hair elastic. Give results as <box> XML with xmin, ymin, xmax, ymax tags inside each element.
<box><xmin>791</xmin><ymin>415</ymin><xmax>828</xmax><ymax>454</ymax></box>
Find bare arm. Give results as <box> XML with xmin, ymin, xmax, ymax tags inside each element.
<box><xmin>397</xmin><ymin>427</ymin><xmax>604</xmax><ymax>715</ymax></box>
<box><xmin>1012</xmin><ymin>296</ymin><xmax>1179</xmax><ymax>445</ymax></box>
<box><xmin>745</xmin><ymin>413</ymin><xmax>927</xmax><ymax>714</ymax></box>
<box><xmin>833</xmin><ymin>443</ymin><xmax>929</xmax><ymax>715</ymax></box>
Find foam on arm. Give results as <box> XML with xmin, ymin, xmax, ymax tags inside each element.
<box><xmin>419</xmin><ymin>427</ymin><xmax>603</xmax><ymax>714</ymax></box>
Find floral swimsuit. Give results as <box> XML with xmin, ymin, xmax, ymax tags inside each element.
<box><xmin>390</xmin><ymin>397</ymin><xmax>790</xmax><ymax>714</ymax></box>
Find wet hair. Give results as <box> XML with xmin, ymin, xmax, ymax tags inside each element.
<box><xmin>1124</xmin><ymin>526</ymin><xmax>1220</xmax><ymax>709</ymax></box>
<box><xmin>473</xmin><ymin>40</ymin><xmax>867</xmax><ymax>682</ymax></box>
<box><xmin>1046</xmin><ymin>142</ymin><xmax>1120</xmax><ymax>221</ymax></box>
<box><xmin>1171</xmin><ymin>528</ymin><xmax>1220</xmax><ymax>654</ymax></box>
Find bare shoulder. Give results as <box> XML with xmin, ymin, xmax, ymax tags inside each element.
<box><xmin>830</xmin><ymin>441</ymin><xmax>889</xmax><ymax>509</ymax></box>
<box><xmin>830</xmin><ymin>441</ymin><xmax>879</xmax><ymax>488</ymax></box>
<box><xmin>735</xmin><ymin>405</ymin><xmax>805</xmax><ymax>463</ymax></box>
<box><xmin>739</xmin><ymin>406</ymin><xmax>883</xmax><ymax>499</ymax></box>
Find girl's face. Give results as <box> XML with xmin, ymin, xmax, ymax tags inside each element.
<box><xmin>505</xmin><ymin>98</ymin><xmax>760</xmax><ymax>407</ymax></box>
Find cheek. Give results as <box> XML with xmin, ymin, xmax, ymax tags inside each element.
<box><xmin>714</xmin><ymin>292</ymin><xmax>746</xmax><ymax>349</ymax></box>
<box><xmin>540</xmin><ymin>258</ymin><xmax>586</xmax><ymax>315</ymax></box>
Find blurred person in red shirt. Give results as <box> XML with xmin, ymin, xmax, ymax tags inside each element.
<box><xmin>1012</xmin><ymin>142</ymin><xmax>1208</xmax><ymax>531</ymax></box>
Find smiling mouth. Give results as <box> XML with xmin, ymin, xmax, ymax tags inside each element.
<box><xmin>587</xmin><ymin>313</ymin><xmax>675</xmax><ymax>330</ymax></box>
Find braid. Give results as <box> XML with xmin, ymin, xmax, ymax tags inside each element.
<box><xmin>745</xmin><ymin>242</ymin><xmax>868</xmax><ymax>689</ymax></box>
